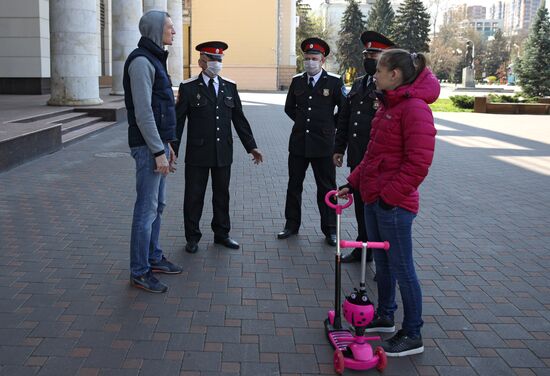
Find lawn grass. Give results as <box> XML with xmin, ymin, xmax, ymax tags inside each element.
<box><xmin>430</xmin><ymin>98</ymin><xmax>473</xmax><ymax>112</ymax></box>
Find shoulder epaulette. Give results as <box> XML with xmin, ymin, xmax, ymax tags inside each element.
<box><xmin>181</xmin><ymin>76</ymin><xmax>199</xmax><ymax>85</ymax></box>
<box><xmin>327</xmin><ymin>72</ymin><xmax>341</xmax><ymax>79</ymax></box>
<box><xmin>221</xmin><ymin>76</ymin><xmax>236</xmax><ymax>84</ymax></box>
<box><xmin>293</xmin><ymin>72</ymin><xmax>305</xmax><ymax>78</ymax></box>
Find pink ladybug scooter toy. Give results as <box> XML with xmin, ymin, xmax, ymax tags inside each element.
<box><xmin>324</xmin><ymin>190</ymin><xmax>390</xmax><ymax>374</ymax></box>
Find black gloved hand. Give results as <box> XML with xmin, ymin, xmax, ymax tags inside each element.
<box><xmin>338</xmin><ymin>183</ymin><xmax>354</xmax><ymax>194</ymax></box>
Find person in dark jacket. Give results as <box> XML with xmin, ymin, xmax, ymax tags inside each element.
<box><xmin>277</xmin><ymin>38</ymin><xmax>344</xmax><ymax>246</ymax></box>
<box><xmin>334</xmin><ymin>31</ymin><xmax>395</xmax><ymax>263</ymax></box>
<box><xmin>124</xmin><ymin>10</ymin><xmax>183</xmax><ymax>294</ymax></box>
<box><xmin>174</xmin><ymin>41</ymin><xmax>263</xmax><ymax>254</ymax></box>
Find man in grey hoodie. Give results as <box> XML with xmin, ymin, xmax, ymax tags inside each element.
<box><xmin>123</xmin><ymin>10</ymin><xmax>182</xmax><ymax>293</ymax></box>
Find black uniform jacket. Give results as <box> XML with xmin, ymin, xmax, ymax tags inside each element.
<box><xmin>285</xmin><ymin>70</ymin><xmax>345</xmax><ymax>158</ymax></box>
<box><xmin>174</xmin><ymin>75</ymin><xmax>257</xmax><ymax>167</ymax></box>
<box><xmin>334</xmin><ymin>75</ymin><xmax>378</xmax><ymax>167</ymax></box>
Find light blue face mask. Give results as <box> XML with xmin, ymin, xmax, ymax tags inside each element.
<box><xmin>304</xmin><ymin>60</ymin><xmax>321</xmax><ymax>76</ymax></box>
<box><xmin>206</xmin><ymin>61</ymin><xmax>223</xmax><ymax>77</ymax></box>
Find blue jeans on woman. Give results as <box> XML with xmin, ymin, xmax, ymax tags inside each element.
<box><xmin>130</xmin><ymin>144</ymin><xmax>169</xmax><ymax>277</ymax></box>
<box><xmin>364</xmin><ymin>201</ymin><xmax>423</xmax><ymax>338</ymax></box>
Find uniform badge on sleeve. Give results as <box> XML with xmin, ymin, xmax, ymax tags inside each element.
<box><xmin>373</xmin><ymin>99</ymin><xmax>379</xmax><ymax>110</ymax></box>
<box><xmin>341</xmin><ymin>86</ymin><xmax>349</xmax><ymax>96</ymax></box>
<box><xmin>323</xmin><ymin>89</ymin><xmax>330</xmax><ymax>96</ymax></box>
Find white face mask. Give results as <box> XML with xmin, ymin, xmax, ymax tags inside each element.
<box><xmin>304</xmin><ymin>60</ymin><xmax>321</xmax><ymax>76</ymax></box>
<box><xmin>206</xmin><ymin>61</ymin><xmax>222</xmax><ymax>77</ymax></box>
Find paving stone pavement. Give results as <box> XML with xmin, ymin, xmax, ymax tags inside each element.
<box><xmin>0</xmin><ymin>93</ymin><xmax>549</xmax><ymax>376</ymax></box>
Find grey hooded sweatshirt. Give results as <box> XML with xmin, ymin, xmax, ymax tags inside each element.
<box><xmin>127</xmin><ymin>10</ymin><xmax>170</xmax><ymax>155</ymax></box>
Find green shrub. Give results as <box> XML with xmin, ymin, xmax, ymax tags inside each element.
<box><xmin>449</xmin><ymin>95</ymin><xmax>475</xmax><ymax>109</ymax></box>
<box><xmin>487</xmin><ymin>93</ymin><xmax>539</xmax><ymax>103</ymax></box>
<box><xmin>486</xmin><ymin>76</ymin><xmax>497</xmax><ymax>84</ymax></box>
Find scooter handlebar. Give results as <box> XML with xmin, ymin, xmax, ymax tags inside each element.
<box><xmin>340</xmin><ymin>240</ymin><xmax>390</xmax><ymax>251</ymax></box>
<box><xmin>324</xmin><ymin>190</ymin><xmax>353</xmax><ymax>211</ymax></box>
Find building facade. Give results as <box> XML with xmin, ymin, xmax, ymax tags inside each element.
<box><xmin>503</xmin><ymin>0</ymin><xmax>542</xmax><ymax>35</ymax></box>
<box><xmin>489</xmin><ymin>1</ymin><xmax>506</xmax><ymax>20</ymax></box>
<box><xmin>189</xmin><ymin>0</ymin><xmax>296</xmax><ymax>90</ymax></box>
<box><xmin>0</xmin><ymin>0</ymin><xmax>296</xmax><ymax>97</ymax></box>
<box><xmin>459</xmin><ymin>19</ymin><xmax>504</xmax><ymax>38</ymax></box>
<box><xmin>467</xmin><ymin>5</ymin><xmax>487</xmax><ymax>20</ymax></box>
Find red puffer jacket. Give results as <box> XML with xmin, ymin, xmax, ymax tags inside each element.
<box><xmin>347</xmin><ymin>68</ymin><xmax>439</xmax><ymax>214</ymax></box>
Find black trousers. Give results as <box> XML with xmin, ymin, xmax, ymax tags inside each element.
<box><xmin>184</xmin><ymin>164</ymin><xmax>231</xmax><ymax>242</ymax></box>
<box><xmin>350</xmin><ymin>165</ymin><xmax>368</xmax><ymax>243</ymax></box>
<box><xmin>284</xmin><ymin>154</ymin><xmax>336</xmax><ymax>237</ymax></box>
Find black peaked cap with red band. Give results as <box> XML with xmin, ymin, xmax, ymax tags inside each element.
<box><xmin>301</xmin><ymin>37</ymin><xmax>330</xmax><ymax>57</ymax></box>
<box><xmin>360</xmin><ymin>31</ymin><xmax>395</xmax><ymax>53</ymax></box>
<box><xmin>195</xmin><ymin>41</ymin><xmax>228</xmax><ymax>60</ymax></box>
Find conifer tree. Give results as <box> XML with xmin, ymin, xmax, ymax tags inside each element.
<box><xmin>516</xmin><ymin>1</ymin><xmax>550</xmax><ymax>96</ymax></box>
<box><xmin>336</xmin><ymin>0</ymin><xmax>365</xmax><ymax>81</ymax></box>
<box><xmin>366</xmin><ymin>0</ymin><xmax>394</xmax><ymax>37</ymax></box>
<box><xmin>483</xmin><ymin>29</ymin><xmax>509</xmax><ymax>77</ymax></box>
<box><xmin>391</xmin><ymin>0</ymin><xmax>431</xmax><ymax>52</ymax></box>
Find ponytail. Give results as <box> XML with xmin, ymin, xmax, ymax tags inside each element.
<box><xmin>379</xmin><ymin>49</ymin><xmax>428</xmax><ymax>86</ymax></box>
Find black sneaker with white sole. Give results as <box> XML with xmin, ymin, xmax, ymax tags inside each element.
<box><xmin>150</xmin><ymin>256</ymin><xmax>183</xmax><ymax>274</ymax></box>
<box><xmin>131</xmin><ymin>271</ymin><xmax>168</xmax><ymax>293</ymax></box>
<box><xmin>365</xmin><ymin>314</ymin><xmax>396</xmax><ymax>333</ymax></box>
<box><xmin>382</xmin><ymin>329</ymin><xmax>424</xmax><ymax>357</ymax></box>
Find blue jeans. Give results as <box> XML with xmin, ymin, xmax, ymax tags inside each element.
<box><xmin>129</xmin><ymin>144</ymin><xmax>168</xmax><ymax>277</ymax></box>
<box><xmin>364</xmin><ymin>201</ymin><xmax>423</xmax><ymax>337</ymax></box>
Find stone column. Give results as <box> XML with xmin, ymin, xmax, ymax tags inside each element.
<box><xmin>111</xmin><ymin>0</ymin><xmax>142</xmax><ymax>94</ymax></box>
<box><xmin>167</xmin><ymin>0</ymin><xmax>183</xmax><ymax>84</ymax></box>
<box><xmin>289</xmin><ymin>0</ymin><xmax>296</xmax><ymax>66</ymax></box>
<box><xmin>48</xmin><ymin>0</ymin><xmax>102</xmax><ymax>106</ymax></box>
<box><xmin>143</xmin><ymin>0</ymin><xmax>167</xmax><ymax>11</ymax></box>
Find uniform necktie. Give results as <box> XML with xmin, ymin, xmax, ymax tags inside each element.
<box><xmin>308</xmin><ymin>77</ymin><xmax>314</xmax><ymax>89</ymax></box>
<box><xmin>208</xmin><ymin>78</ymin><xmax>217</xmax><ymax>97</ymax></box>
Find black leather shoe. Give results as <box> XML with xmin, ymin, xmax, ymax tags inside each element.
<box><xmin>214</xmin><ymin>237</ymin><xmax>240</xmax><ymax>249</ymax></box>
<box><xmin>325</xmin><ymin>234</ymin><xmax>337</xmax><ymax>246</ymax></box>
<box><xmin>185</xmin><ymin>241</ymin><xmax>198</xmax><ymax>254</ymax></box>
<box><xmin>341</xmin><ymin>249</ymin><xmax>361</xmax><ymax>263</ymax></box>
<box><xmin>277</xmin><ymin>228</ymin><xmax>298</xmax><ymax>239</ymax></box>
<box><xmin>341</xmin><ymin>248</ymin><xmax>373</xmax><ymax>263</ymax></box>
<box><xmin>366</xmin><ymin>248</ymin><xmax>373</xmax><ymax>262</ymax></box>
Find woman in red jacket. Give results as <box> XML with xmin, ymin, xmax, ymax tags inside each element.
<box><xmin>339</xmin><ymin>49</ymin><xmax>439</xmax><ymax>357</ymax></box>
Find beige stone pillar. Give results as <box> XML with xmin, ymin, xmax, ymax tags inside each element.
<box><xmin>143</xmin><ymin>0</ymin><xmax>167</xmax><ymax>11</ymax></box>
<box><xmin>48</xmin><ymin>0</ymin><xmax>102</xmax><ymax>105</ymax></box>
<box><xmin>111</xmin><ymin>0</ymin><xmax>142</xmax><ymax>94</ymax></box>
<box><xmin>167</xmin><ymin>0</ymin><xmax>183</xmax><ymax>84</ymax></box>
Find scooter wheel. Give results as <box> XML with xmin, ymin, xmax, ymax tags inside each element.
<box><xmin>375</xmin><ymin>346</ymin><xmax>387</xmax><ymax>372</ymax></box>
<box><xmin>333</xmin><ymin>349</ymin><xmax>345</xmax><ymax>375</ymax></box>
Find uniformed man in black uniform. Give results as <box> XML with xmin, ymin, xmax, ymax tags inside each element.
<box><xmin>277</xmin><ymin>38</ymin><xmax>345</xmax><ymax>246</ymax></box>
<box><xmin>333</xmin><ymin>31</ymin><xmax>395</xmax><ymax>263</ymax></box>
<box><xmin>174</xmin><ymin>41</ymin><xmax>263</xmax><ymax>254</ymax></box>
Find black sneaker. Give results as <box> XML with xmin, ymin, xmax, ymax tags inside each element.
<box><xmin>365</xmin><ymin>314</ymin><xmax>395</xmax><ymax>333</ymax></box>
<box><xmin>382</xmin><ymin>329</ymin><xmax>424</xmax><ymax>357</ymax></box>
<box><xmin>150</xmin><ymin>256</ymin><xmax>183</xmax><ymax>274</ymax></box>
<box><xmin>131</xmin><ymin>271</ymin><xmax>168</xmax><ymax>293</ymax></box>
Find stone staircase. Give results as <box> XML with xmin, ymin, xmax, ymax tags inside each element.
<box><xmin>0</xmin><ymin>100</ymin><xmax>126</xmax><ymax>172</ymax></box>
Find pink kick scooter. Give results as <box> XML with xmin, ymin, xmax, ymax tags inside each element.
<box><xmin>324</xmin><ymin>189</ymin><xmax>390</xmax><ymax>374</ymax></box>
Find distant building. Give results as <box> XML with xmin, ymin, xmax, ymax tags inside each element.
<box><xmin>503</xmin><ymin>0</ymin><xmax>542</xmax><ymax>35</ymax></box>
<box><xmin>467</xmin><ymin>5</ymin><xmax>487</xmax><ymax>20</ymax></box>
<box><xmin>443</xmin><ymin>4</ymin><xmax>488</xmax><ymax>24</ymax></box>
<box><xmin>459</xmin><ymin>19</ymin><xmax>504</xmax><ymax>38</ymax></box>
<box><xmin>489</xmin><ymin>1</ymin><xmax>506</xmax><ymax>20</ymax></box>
